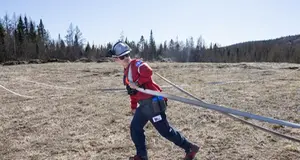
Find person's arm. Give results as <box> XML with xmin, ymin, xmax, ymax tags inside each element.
<box><xmin>136</xmin><ymin>62</ymin><xmax>152</xmax><ymax>85</ymax></box>
<box><xmin>130</xmin><ymin>95</ymin><xmax>138</xmax><ymax>110</ymax></box>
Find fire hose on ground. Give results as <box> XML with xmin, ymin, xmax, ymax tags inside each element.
<box><xmin>127</xmin><ymin>64</ymin><xmax>300</xmax><ymax>143</ymax></box>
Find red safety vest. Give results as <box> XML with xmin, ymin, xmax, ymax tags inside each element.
<box><xmin>123</xmin><ymin>59</ymin><xmax>164</xmax><ymax>109</ymax></box>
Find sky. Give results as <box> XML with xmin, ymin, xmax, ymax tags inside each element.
<box><xmin>1</xmin><ymin>0</ymin><xmax>300</xmax><ymax>47</ymax></box>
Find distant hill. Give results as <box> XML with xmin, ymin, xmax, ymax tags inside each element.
<box><xmin>226</xmin><ymin>34</ymin><xmax>300</xmax><ymax>48</ymax></box>
<box><xmin>201</xmin><ymin>34</ymin><xmax>300</xmax><ymax>63</ymax></box>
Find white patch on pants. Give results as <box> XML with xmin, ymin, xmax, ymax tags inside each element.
<box><xmin>152</xmin><ymin>115</ymin><xmax>162</xmax><ymax>123</ymax></box>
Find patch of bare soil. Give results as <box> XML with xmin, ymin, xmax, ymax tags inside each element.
<box><xmin>0</xmin><ymin>62</ymin><xmax>299</xmax><ymax>160</ymax></box>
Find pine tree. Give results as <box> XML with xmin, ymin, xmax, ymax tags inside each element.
<box><xmin>24</xmin><ymin>15</ymin><xmax>29</xmax><ymax>39</ymax></box>
<box><xmin>27</xmin><ymin>20</ymin><xmax>37</xmax><ymax>59</ymax></box>
<box><xmin>0</xmin><ymin>22</ymin><xmax>6</xmax><ymax>62</ymax></box>
<box><xmin>163</xmin><ymin>41</ymin><xmax>167</xmax><ymax>52</ymax></box>
<box><xmin>157</xmin><ymin>43</ymin><xmax>163</xmax><ymax>60</ymax></box>
<box><xmin>29</xmin><ymin>20</ymin><xmax>36</xmax><ymax>42</ymax></box>
<box><xmin>37</xmin><ymin>19</ymin><xmax>46</xmax><ymax>41</ymax></box>
<box><xmin>59</xmin><ymin>37</ymin><xmax>66</xmax><ymax>59</ymax></box>
<box><xmin>169</xmin><ymin>39</ymin><xmax>175</xmax><ymax>50</ymax></box>
<box><xmin>37</xmin><ymin>19</ymin><xmax>47</xmax><ymax>59</ymax></box>
<box><xmin>17</xmin><ymin>15</ymin><xmax>25</xmax><ymax>44</ymax></box>
<box><xmin>85</xmin><ymin>42</ymin><xmax>91</xmax><ymax>53</ymax></box>
<box><xmin>168</xmin><ymin>39</ymin><xmax>175</xmax><ymax>60</ymax></box>
<box><xmin>138</xmin><ymin>35</ymin><xmax>145</xmax><ymax>58</ymax></box>
<box><xmin>149</xmin><ymin>30</ymin><xmax>156</xmax><ymax>60</ymax></box>
<box><xmin>143</xmin><ymin>40</ymin><xmax>149</xmax><ymax>60</ymax></box>
<box><xmin>16</xmin><ymin>15</ymin><xmax>25</xmax><ymax>58</ymax></box>
<box><xmin>128</xmin><ymin>41</ymin><xmax>138</xmax><ymax>58</ymax></box>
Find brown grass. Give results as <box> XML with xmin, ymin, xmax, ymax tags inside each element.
<box><xmin>0</xmin><ymin>62</ymin><xmax>300</xmax><ymax>160</ymax></box>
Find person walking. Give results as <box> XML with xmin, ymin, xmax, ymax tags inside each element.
<box><xmin>108</xmin><ymin>41</ymin><xmax>200</xmax><ymax>160</ymax></box>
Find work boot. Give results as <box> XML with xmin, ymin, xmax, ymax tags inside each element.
<box><xmin>184</xmin><ymin>143</ymin><xmax>200</xmax><ymax>160</ymax></box>
<box><xmin>129</xmin><ymin>155</ymin><xmax>148</xmax><ymax>160</ymax></box>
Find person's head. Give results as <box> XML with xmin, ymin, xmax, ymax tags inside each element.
<box><xmin>108</xmin><ymin>41</ymin><xmax>132</xmax><ymax>67</ymax></box>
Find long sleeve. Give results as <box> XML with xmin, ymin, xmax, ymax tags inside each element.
<box><xmin>136</xmin><ymin>63</ymin><xmax>152</xmax><ymax>85</ymax></box>
<box><xmin>130</xmin><ymin>95</ymin><xmax>138</xmax><ymax>110</ymax></box>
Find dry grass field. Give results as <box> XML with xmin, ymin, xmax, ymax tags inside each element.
<box><xmin>0</xmin><ymin>61</ymin><xmax>300</xmax><ymax>160</ymax></box>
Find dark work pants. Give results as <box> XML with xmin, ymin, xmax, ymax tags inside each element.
<box><xmin>130</xmin><ymin>99</ymin><xmax>192</xmax><ymax>157</ymax></box>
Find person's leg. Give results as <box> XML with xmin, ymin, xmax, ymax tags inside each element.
<box><xmin>149</xmin><ymin>112</ymin><xmax>194</xmax><ymax>153</ymax></box>
<box><xmin>130</xmin><ymin>106</ymin><xmax>149</xmax><ymax>159</ymax></box>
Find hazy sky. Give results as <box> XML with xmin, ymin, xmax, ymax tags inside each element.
<box><xmin>1</xmin><ymin>0</ymin><xmax>299</xmax><ymax>46</ymax></box>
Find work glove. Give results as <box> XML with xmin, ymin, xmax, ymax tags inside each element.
<box><xmin>126</xmin><ymin>85</ymin><xmax>138</xmax><ymax>95</ymax></box>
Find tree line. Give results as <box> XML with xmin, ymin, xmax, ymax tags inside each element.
<box><xmin>0</xmin><ymin>13</ymin><xmax>110</xmax><ymax>63</ymax></box>
<box><xmin>1</xmin><ymin>13</ymin><xmax>300</xmax><ymax>64</ymax></box>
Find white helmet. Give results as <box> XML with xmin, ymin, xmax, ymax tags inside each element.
<box><xmin>110</xmin><ymin>41</ymin><xmax>132</xmax><ymax>58</ymax></box>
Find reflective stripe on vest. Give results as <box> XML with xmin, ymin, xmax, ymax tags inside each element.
<box><xmin>128</xmin><ymin>63</ymin><xmax>134</xmax><ymax>83</ymax></box>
